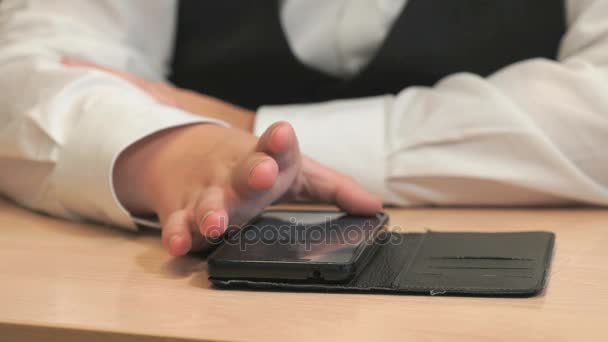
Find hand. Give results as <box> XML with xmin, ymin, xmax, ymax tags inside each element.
<box><xmin>115</xmin><ymin>122</ymin><xmax>382</xmax><ymax>256</ymax></box>
<box><xmin>64</xmin><ymin>57</ymin><xmax>382</xmax><ymax>256</ymax></box>
<box><xmin>62</xmin><ymin>57</ymin><xmax>255</xmax><ymax>131</ymax></box>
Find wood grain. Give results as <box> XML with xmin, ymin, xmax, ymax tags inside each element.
<box><xmin>1</xmin><ymin>199</ymin><xmax>607</xmax><ymax>341</ymax></box>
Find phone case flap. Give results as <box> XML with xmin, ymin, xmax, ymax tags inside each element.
<box><xmin>210</xmin><ymin>231</ymin><xmax>555</xmax><ymax>297</ymax></box>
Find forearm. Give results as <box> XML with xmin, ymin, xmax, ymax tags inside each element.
<box><xmin>0</xmin><ymin>57</ymin><xmax>213</xmax><ymax>225</ymax></box>
<box><xmin>0</xmin><ymin>0</ymin><xmax>220</xmax><ymax>228</ymax></box>
<box><xmin>255</xmin><ymin>0</ymin><xmax>608</xmax><ymax>206</ymax></box>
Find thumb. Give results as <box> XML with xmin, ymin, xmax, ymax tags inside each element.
<box><xmin>299</xmin><ymin>157</ymin><xmax>383</xmax><ymax>215</ymax></box>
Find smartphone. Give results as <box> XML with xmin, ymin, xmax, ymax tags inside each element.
<box><xmin>208</xmin><ymin>210</ymin><xmax>389</xmax><ymax>283</ymax></box>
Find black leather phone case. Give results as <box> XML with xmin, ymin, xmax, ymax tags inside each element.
<box><xmin>210</xmin><ymin>231</ymin><xmax>555</xmax><ymax>297</ymax></box>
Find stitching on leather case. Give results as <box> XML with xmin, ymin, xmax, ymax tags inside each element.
<box><xmin>213</xmin><ymin>280</ymin><xmax>541</xmax><ymax>293</ymax></box>
<box><xmin>390</xmin><ymin>230</ymin><xmax>429</xmax><ymax>288</ymax></box>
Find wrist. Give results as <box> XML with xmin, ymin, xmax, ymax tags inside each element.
<box><xmin>175</xmin><ymin>90</ymin><xmax>255</xmax><ymax>132</ymax></box>
<box><xmin>241</xmin><ymin>110</ymin><xmax>255</xmax><ymax>132</ymax></box>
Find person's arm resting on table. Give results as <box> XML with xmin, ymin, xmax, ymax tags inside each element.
<box><xmin>256</xmin><ymin>0</ymin><xmax>608</xmax><ymax>206</ymax></box>
<box><xmin>0</xmin><ymin>0</ymin><xmax>207</xmax><ymax>229</ymax></box>
<box><xmin>0</xmin><ymin>0</ymin><xmax>380</xmax><ymax>256</ymax></box>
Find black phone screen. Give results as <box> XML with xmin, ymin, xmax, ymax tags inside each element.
<box><xmin>217</xmin><ymin>211</ymin><xmax>385</xmax><ymax>264</ymax></box>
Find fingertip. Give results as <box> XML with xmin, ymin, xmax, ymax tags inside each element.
<box><xmin>269</xmin><ymin>122</ymin><xmax>295</xmax><ymax>154</ymax></box>
<box><xmin>161</xmin><ymin>210</ymin><xmax>193</xmax><ymax>256</ymax></box>
<box><xmin>248</xmin><ymin>158</ymin><xmax>279</xmax><ymax>190</ymax></box>
<box><xmin>368</xmin><ymin>194</ymin><xmax>384</xmax><ymax>211</ymax></box>
<box><xmin>259</xmin><ymin>122</ymin><xmax>296</xmax><ymax>155</ymax></box>
<box><xmin>168</xmin><ymin>234</ymin><xmax>191</xmax><ymax>257</ymax></box>
<box><xmin>369</xmin><ymin>198</ymin><xmax>384</xmax><ymax>215</ymax></box>
<box><xmin>336</xmin><ymin>187</ymin><xmax>384</xmax><ymax>216</ymax></box>
<box><xmin>198</xmin><ymin>209</ymin><xmax>229</xmax><ymax>239</ymax></box>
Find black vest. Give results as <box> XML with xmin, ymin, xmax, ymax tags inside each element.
<box><xmin>171</xmin><ymin>0</ymin><xmax>566</xmax><ymax>110</ymax></box>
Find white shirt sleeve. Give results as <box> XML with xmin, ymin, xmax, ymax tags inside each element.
<box><xmin>0</xmin><ymin>0</ymin><xmax>222</xmax><ymax>230</ymax></box>
<box><xmin>256</xmin><ymin>0</ymin><xmax>608</xmax><ymax>206</ymax></box>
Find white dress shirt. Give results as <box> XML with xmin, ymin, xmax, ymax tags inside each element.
<box><xmin>1</xmin><ymin>0</ymin><xmax>607</xmax><ymax>231</ymax></box>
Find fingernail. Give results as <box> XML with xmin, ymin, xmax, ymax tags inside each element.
<box><xmin>270</xmin><ymin>123</ymin><xmax>291</xmax><ymax>146</ymax></box>
<box><xmin>248</xmin><ymin>159</ymin><xmax>269</xmax><ymax>177</ymax></box>
<box><xmin>198</xmin><ymin>211</ymin><xmax>213</xmax><ymax>228</ymax></box>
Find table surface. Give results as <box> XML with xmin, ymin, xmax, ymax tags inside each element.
<box><xmin>1</xmin><ymin>198</ymin><xmax>607</xmax><ymax>342</ymax></box>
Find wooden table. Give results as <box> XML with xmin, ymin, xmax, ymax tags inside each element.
<box><xmin>1</xmin><ymin>198</ymin><xmax>607</xmax><ymax>342</ymax></box>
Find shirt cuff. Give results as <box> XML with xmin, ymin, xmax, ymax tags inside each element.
<box><xmin>256</xmin><ymin>96</ymin><xmax>391</xmax><ymax>200</ymax></box>
<box><xmin>52</xmin><ymin>94</ymin><xmax>226</xmax><ymax>231</ymax></box>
